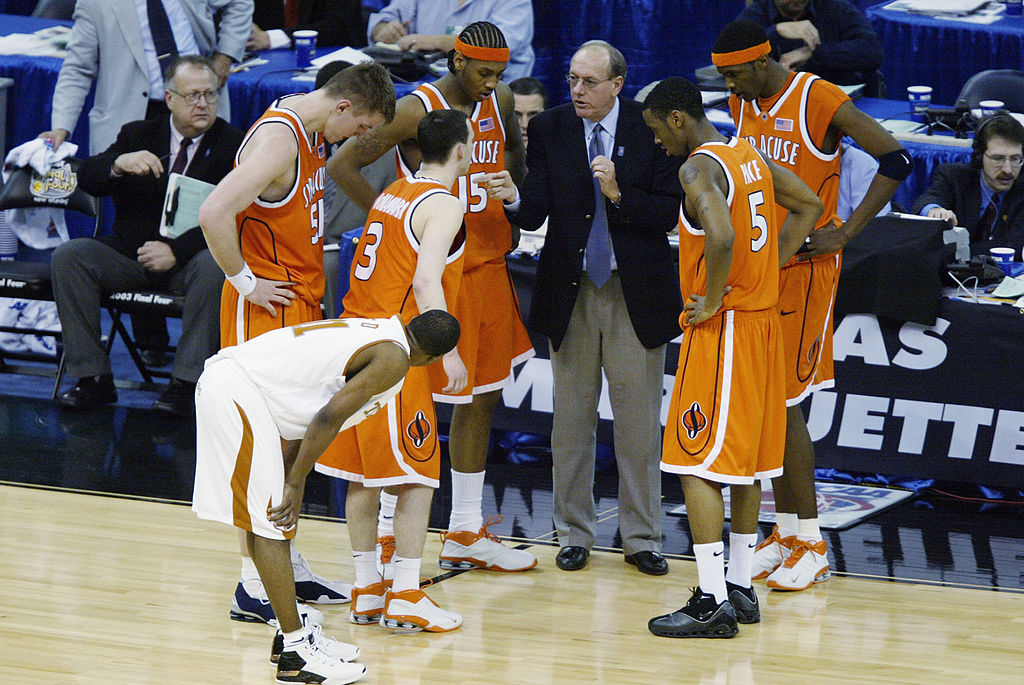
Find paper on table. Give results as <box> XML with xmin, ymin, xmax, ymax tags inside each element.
<box><xmin>310</xmin><ymin>46</ymin><xmax>374</xmax><ymax>70</ymax></box>
<box><xmin>991</xmin><ymin>275</ymin><xmax>1024</xmax><ymax>299</ymax></box>
<box><xmin>159</xmin><ymin>173</ymin><xmax>216</xmax><ymax>239</ymax></box>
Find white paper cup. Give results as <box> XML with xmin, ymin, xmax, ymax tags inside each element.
<box><xmin>294</xmin><ymin>30</ymin><xmax>318</xmax><ymax>69</ymax></box>
<box><xmin>907</xmin><ymin>85</ymin><xmax>932</xmax><ymax>121</ymax></box>
<box><xmin>980</xmin><ymin>99</ymin><xmax>1005</xmax><ymax>117</ymax></box>
<box><xmin>990</xmin><ymin>247</ymin><xmax>1015</xmax><ymax>275</ymax></box>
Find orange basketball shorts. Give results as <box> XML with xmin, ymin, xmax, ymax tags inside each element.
<box><xmin>219</xmin><ymin>283</ymin><xmax>322</xmax><ymax>349</ymax></box>
<box><xmin>777</xmin><ymin>251</ymin><xmax>841</xmax><ymax>405</ymax></box>
<box><xmin>661</xmin><ymin>308</ymin><xmax>786</xmax><ymax>484</ymax></box>
<box><xmin>429</xmin><ymin>258</ymin><xmax>535</xmax><ymax>403</ymax></box>
<box><xmin>315</xmin><ymin>366</ymin><xmax>442</xmax><ymax>487</ymax></box>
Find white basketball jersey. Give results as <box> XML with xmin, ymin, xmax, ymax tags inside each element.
<box><xmin>207</xmin><ymin>315</ymin><xmax>410</xmax><ymax>439</ymax></box>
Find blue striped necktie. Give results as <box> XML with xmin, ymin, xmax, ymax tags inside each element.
<box><xmin>586</xmin><ymin>123</ymin><xmax>612</xmax><ymax>288</ymax></box>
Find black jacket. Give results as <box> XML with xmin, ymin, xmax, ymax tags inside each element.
<box><xmin>78</xmin><ymin>116</ymin><xmax>243</xmax><ymax>268</ymax></box>
<box><xmin>511</xmin><ymin>97</ymin><xmax>683</xmax><ymax>351</ymax></box>
<box><xmin>911</xmin><ymin>162</ymin><xmax>1024</xmax><ymax>260</ymax></box>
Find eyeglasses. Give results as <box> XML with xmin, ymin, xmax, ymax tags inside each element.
<box><xmin>983</xmin><ymin>153</ymin><xmax>1024</xmax><ymax>169</ymax></box>
<box><xmin>168</xmin><ymin>89</ymin><xmax>219</xmax><ymax>106</ymax></box>
<box><xmin>565</xmin><ymin>74</ymin><xmax>614</xmax><ymax>90</ymax></box>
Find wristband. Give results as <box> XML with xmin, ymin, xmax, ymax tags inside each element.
<box><xmin>227</xmin><ymin>263</ymin><xmax>257</xmax><ymax>296</ymax></box>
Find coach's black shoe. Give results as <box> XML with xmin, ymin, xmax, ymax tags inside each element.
<box><xmin>152</xmin><ymin>378</ymin><xmax>195</xmax><ymax>416</ymax></box>
<box><xmin>726</xmin><ymin>581</ymin><xmax>760</xmax><ymax>624</ymax></box>
<box><xmin>648</xmin><ymin>587</ymin><xmax>739</xmax><ymax>638</ymax></box>
<box><xmin>57</xmin><ymin>374</ymin><xmax>116</xmax><ymax>410</ymax></box>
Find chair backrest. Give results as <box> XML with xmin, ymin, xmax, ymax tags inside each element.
<box><xmin>956</xmin><ymin>69</ymin><xmax>1024</xmax><ymax>113</ymax></box>
<box><xmin>0</xmin><ymin>157</ymin><xmax>102</xmax><ymax>241</ymax></box>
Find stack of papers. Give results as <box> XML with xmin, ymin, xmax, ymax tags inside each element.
<box><xmin>0</xmin><ymin>26</ymin><xmax>70</xmax><ymax>57</ymax></box>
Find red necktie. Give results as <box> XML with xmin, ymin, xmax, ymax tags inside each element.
<box><xmin>169</xmin><ymin>137</ymin><xmax>192</xmax><ymax>175</ymax></box>
<box><xmin>284</xmin><ymin>0</ymin><xmax>299</xmax><ymax>28</ymax></box>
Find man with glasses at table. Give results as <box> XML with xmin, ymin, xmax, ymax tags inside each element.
<box><xmin>913</xmin><ymin>112</ymin><xmax>1024</xmax><ymax>261</ymax></box>
<box><xmin>50</xmin><ymin>56</ymin><xmax>243</xmax><ymax>414</ymax></box>
<box><xmin>484</xmin><ymin>40</ymin><xmax>683</xmax><ymax>576</ymax></box>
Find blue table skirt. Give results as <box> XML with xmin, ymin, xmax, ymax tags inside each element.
<box><xmin>867</xmin><ymin>2</ymin><xmax>1024</xmax><ymax>104</ymax></box>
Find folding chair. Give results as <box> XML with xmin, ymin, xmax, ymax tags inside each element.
<box><xmin>102</xmin><ymin>289</ymin><xmax>185</xmax><ymax>385</ymax></box>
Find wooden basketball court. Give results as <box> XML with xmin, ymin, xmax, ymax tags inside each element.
<box><xmin>2</xmin><ymin>483</ymin><xmax>1022</xmax><ymax>684</ymax></box>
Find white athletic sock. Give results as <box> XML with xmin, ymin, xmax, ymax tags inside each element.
<box><xmin>693</xmin><ymin>541</ymin><xmax>727</xmax><ymax>604</ymax></box>
<box><xmin>391</xmin><ymin>555</ymin><xmax>421</xmax><ymax>593</ymax></box>
<box><xmin>240</xmin><ymin>556</ymin><xmax>260</xmax><ymax>584</ymax></box>
<box><xmin>776</xmin><ymin>512</ymin><xmax>799</xmax><ymax>539</ymax></box>
<box><xmin>283</xmin><ymin>626</ymin><xmax>310</xmax><ymax>650</ymax></box>
<box><xmin>378</xmin><ymin>491</ymin><xmax>397</xmax><ymax>538</ymax></box>
<box><xmin>797</xmin><ymin>517</ymin><xmax>822</xmax><ymax>542</ymax></box>
<box><xmin>352</xmin><ymin>550</ymin><xmax>381</xmax><ymax>588</ymax></box>
<box><xmin>725</xmin><ymin>533</ymin><xmax>758</xmax><ymax>588</ymax></box>
<box><xmin>448</xmin><ymin>469</ymin><xmax>485</xmax><ymax>533</ymax></box>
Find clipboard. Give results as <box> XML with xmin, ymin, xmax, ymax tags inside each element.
<box><xmin>159</xmin><ymin>172</ymin><xmax>215</xmax><ymax>239</ymax></box>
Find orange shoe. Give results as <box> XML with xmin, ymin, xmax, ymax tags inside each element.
<box><xmin>439</xmin><ymin>516</ymin><xmax>537</xmax><ymax>572</ymax></box>
<box><xmin>348</xmin><ymin>581</ymin><xmax>387</xmax><ymax>625</ymax></box>
<box><xmin>766</xmin><ymin>538</ymin><xmax>830</xmax><ymax>591</ymax></box>
<box><xmin>381</xmin><ymin>588</ymin><xmax>462</xmax><ymax>633</ymax></box>
<box><xmin>751</xmin><ymin>525</ymin><xmax>796</xmax><ymax>580</ymax></box>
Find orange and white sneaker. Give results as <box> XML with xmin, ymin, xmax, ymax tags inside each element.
<box><xmin>380</xmin><ymin>588</ymin><xmax>463</xmax><ymax>633</ymax></box>
<box><xmin>376</xmin><ymin>535</ymin><xmax>396</xmax><ymax>582</ymax></box>
<box><xmin>766</xmin><ymin>538</ymin><xmax>831</xmax><ymax>591</ymax></box>
<box><xmin>751</xmin><ymin>525</ymin><xmax>796</xmax><ymax>580</ymax></box>
<box><xmin>439</xmin><ymin>516</ymin><xmax>538</xmax><ymax>572</ymax></box>
<box><xmin>349</xmin><ymin>582</ymin><xmax>388</xmax><ymax>626</ymax></box>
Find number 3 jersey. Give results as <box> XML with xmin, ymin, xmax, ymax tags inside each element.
<box><xmin>234</xmin><ymin>95</ymin><xmax>327</xmax><ymax>306</ymax></box>
<box><xmin>341</xmin><ymin>174</ymin><xmax>465</xmax><ymax>321</ymax></box>
<box><xmin>399</xmin><ymin>83</ymin><xmax>513</xmax><ymax>270</ymax></box>
<box><xmin>677</xmin><ymin>137</ymin><xmax>780</xmax><ymax>315</ymax></box>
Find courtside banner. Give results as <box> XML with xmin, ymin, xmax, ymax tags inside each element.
<box><xmin>492</xmin><ymin>259</ymin><xmax>1024</xmax><ymax>488</ymax></box>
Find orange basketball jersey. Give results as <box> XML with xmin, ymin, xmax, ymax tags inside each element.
<box><xmin>341</xmin><ymin>174</ymin><xmax>465</xmax><ymax>321</ymax></box>
<box><xmin>729</xmin><ymin>71</ymin><xmax>848</xmax><ymax>248</ymax></box>
<box><xmin>398</xmin><ymin>82</ymin><xmax>514</xmax><ymax>269</ymax></box>
<box><xmin>677</xmin><ymin>137</ymin><xmax>780</xmax><ymax>315</ymax></box>
<box><xmin>233</xmin><ymin>96</ymin><xmax>327</xmax><ymax>306</ymax></box>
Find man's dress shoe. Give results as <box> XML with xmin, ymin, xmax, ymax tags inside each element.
<box><xmin>555</xmin><ymin>546</ymin><xmax>589</xmax><ymax>571</ymax></box>
<box><xmin>56</xmin><ymin>375</ymin><xmax>117</xmax><ymax>410</ymax></box>
<box><xmin>625</xmin><ymin>550</ymin><xmax>669</xmax><ymax>575</ymax></box>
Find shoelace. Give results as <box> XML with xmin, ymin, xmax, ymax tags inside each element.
<box><xmin>783</xmin><ymin>539</ymin><xmax>824</xmax><ymax>568</ymax></box>
<box><xmin>377</xmin><ymin>536</ymin><xmax>396</xmax><ymax>563</ymax></box>
<box><xmin>440</xmin><ymin>515</ymin><xmax>507</xmax><ymax>543</ymax></box>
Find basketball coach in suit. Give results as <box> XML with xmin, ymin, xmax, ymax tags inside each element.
<box><xmin>51</xmin><ymin>56</ymin><xmax>244</xmax><ymax>415</ymax></box>
<box><xmin>496</xmin><ymin>40</ymin><xmax>683</xmax><ymax>575</ymax></box>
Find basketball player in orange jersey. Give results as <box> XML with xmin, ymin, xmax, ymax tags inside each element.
<box><xmin>713</xmin><ymin>20</ymin><xmax>913</xmax><ymax>591</ymax></box>
<box><xmin>330</xmin><ymin>21</ymin><xmax>538</xmax><ymax>575</ymax></box>
<box><xmin>316</xmin><ymin>109</ymin><xmax>473</xmax><ymax>632</ymax></box>
<box><xmin>198</xmin><ymin>62</ymin><xmax>397</xmax><ymax>627</ymax></box>
<box><xmin>638</xmin><ymin>77</ymin><xmax>822</xmax><ymax>638</ymax></box>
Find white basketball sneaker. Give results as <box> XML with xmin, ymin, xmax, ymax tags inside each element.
<box><xmin>381</xmin><ymin>588</ymin><xmax>463</xmax><ymax>633</ymax></box>
<box><xmin>271</xmin><ymin>623</ymin><xmax>360</xmax><ymax>665</ymax></box>
<box><xmin>439</xmin><ymin>516</ymin><xmax>537</xmax><ymax>572</ymax></box>
<box><xmin>766</xmin><ymin>538</ymin><xmax>831</xmax><ymax>591</ymax></box>
<box><xmin>293</xmin><ymin>553</ymin><xmax>353</xmax><ymax>604</ymax></box>
<box><xmin>751</xmin><ymin>526</ymin><xmax>795</xmax><ymax>580</ymax></box>
<box><xmin>275</xmin><ymin>632</ymin><xmax>366</xmax><ymax>685</ymax></box>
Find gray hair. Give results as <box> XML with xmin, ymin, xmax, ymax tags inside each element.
<box><xmin>577</xmin><ymin>40</ymin><xmax>628</xmax><ymax>81</ymax></box>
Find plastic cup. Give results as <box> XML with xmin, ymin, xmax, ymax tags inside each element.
<box><xmin>294</xmin><ymin>30</ymin><xmax>318</xmax><ymax>70</ymax></box>
<box><xmin>990</xmin><ymin>247</ymin><xmax>1016</xmax><ymax>275</ymax></box>
<box><xmin>1007</xmin><ymin>0</ymin><xmax>1023</xmax><ymax>18</ymax></box>
<box><xmin>907</xmin><ymin>85</ymin><xmax>932</xmax><ymax>122</ymax></box>
<box><xmin>980</xmin><ymin>99</ymin><xmax>1005</xmax><ymax>117</ymax></box>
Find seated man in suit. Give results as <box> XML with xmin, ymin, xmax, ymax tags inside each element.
<box><xmin>247</xmin><ymin>0</ymin><xmax>367</xmax><ymax>51</ymax></box>
<box><xmin>737</xmin><ymin>0</ymin><xmax>883</xmax><ymax>94</ymax></box>
<box><xmin>51</xmin><ymin>56</ymin><xmax>244</xmax><ymax>415</ymax></box>
<box><xmin>912</xmin><ymin>112</ymin><xmax>1024</xmax><ymax>260</ymax></box>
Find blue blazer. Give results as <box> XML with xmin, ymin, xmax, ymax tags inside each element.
<box><xmin>510</xmin><ymin>97</ymin><xmax>683</xmax><ymax>351</ymax></box>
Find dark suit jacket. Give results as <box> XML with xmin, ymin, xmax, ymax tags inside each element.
<box><xmin>78</xmin><ymin>116</ymin><xmax>243</xmax><ymax>272</ymax></box>
<box><xmin>512</xmin><ymin>98</ymin><xmax>683</xmax><ymax>351</ymax></box>
<box><xmin>911</xmin><ymin>162</ymin><xmax>1024</xmax><ymax>260</ymax></box>
<box><xmin>253</xmin><ymin>0</ymin><xmax>367</xmax><ymax>48</ymax></box>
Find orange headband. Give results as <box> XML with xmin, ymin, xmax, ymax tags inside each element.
<box><xmin>711</xmin><ymin>40</ymin><xmax>771</xmax><ymax>68</ymax></box>
<box><xmin>454</xmin><ymin>37</ymin><xmax>510</xmax><ymax>63</ymax></box>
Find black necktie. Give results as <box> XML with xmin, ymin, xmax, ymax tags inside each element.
<box><xmin>169</xmin><ymin>137</ymin><xmax>192</xmax><ymax>175</ymax></box>
<box><xmin>147</xmin><ymin>0</ymin><xmax>179</xmax><ymax>75</ymax></box>
<box><xmin>979</xmin><ymin>194</ymin><xmax>999</xmax><ymax>240</ymax></box>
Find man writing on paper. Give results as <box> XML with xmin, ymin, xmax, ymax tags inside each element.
<box><xmin>51</xmin><ymin>56</ymin><xmax>244</xmax><ymax>415</ymax></box>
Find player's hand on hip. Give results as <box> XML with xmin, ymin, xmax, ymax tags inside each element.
<box><xmin>268</xmin><ymin>482</ymin><xmax>304</xmax><ymax>531</ymax></box>
<box><xmin>246</xmin><ymin>278</ymin><xmax>297</xmax><ymax>316</ymax></box>
<box><xmin>800</xmin><ymin>223</ymin><xmax>845</xmax><ymax>259</ymax></box>
<box><xmin>441</xmin><ymin>350</ymin><xmax>468</xmax><ymax>394</ymax></box>
<box><xmin>482</xmin><ymin>171</ymin><xmax>518</xmax><ymax>202</ymax></box>
<box><xmin>684</xmin><ymin>288</ymin><xmax>727</xmax><ymax>326</ymax></box>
